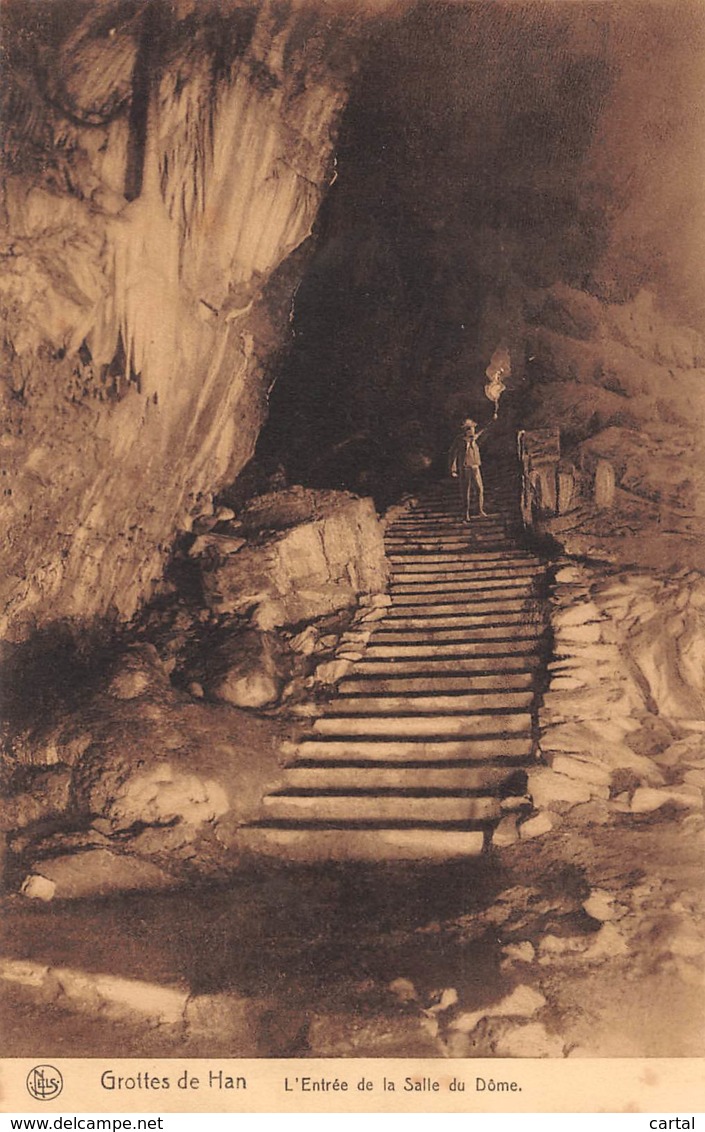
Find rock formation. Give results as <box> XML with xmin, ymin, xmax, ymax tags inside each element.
<box><xmin>0</xmin><ymin>0</ymin><xmax>360</xmax><ymax>637</ymax></box>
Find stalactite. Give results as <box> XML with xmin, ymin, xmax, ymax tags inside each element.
<box><xmin>0</xmin><ymin>0</ymin><xmax>360</xmax><ymax>631</ymax></box>
<box><xmin>90</xmin><ymin>2</ymin><xmax>349</xmax><ymax>403</ymax></box>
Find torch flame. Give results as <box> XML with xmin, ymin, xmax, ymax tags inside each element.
<box><xmin>484</xmin><ymin>344</ymin><xmax>510</xmax><ymax>417</ymax></box>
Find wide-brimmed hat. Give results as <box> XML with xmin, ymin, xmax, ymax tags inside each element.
<box><xmin>462</xmin><ymin>418</ymin><xmax>477</xmax><ymax>429</ymax></box>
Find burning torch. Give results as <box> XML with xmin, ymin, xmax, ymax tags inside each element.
<box><xmin>484</xmin><ymin>344</ymin><xmax>510</xmax><ymax>419</ymax></box>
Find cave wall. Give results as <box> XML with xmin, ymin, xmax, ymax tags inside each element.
<box><xmin>0</xmin><ymin>0</ymin><xmax>360</xmax><ymax>639</ymax></box>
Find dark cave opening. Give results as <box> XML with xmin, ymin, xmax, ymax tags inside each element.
<box><xmin>252</xmin><ymin>0</ymin><xmax>621</xmax><ymax>504</ymax></box>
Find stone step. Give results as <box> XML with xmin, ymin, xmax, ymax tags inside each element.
<box><xmin>370</xmin><ymin>636</ymin><xmax>543</xmax><ymax>651</ymax></box>
<box><xmin>389</xmin><ymin>540</ymin><xmax>514</xmax><ymax>555</ymax></box>
<box><xmin>352</xmin><ymin>655</ymin><xmax>541</xmax><ymax>676</ymax></box>
<box><xmin>308</xmin><ymin>712</ymin><xmax>532</xmax><ymax>737</ymax></box>
<box><xmin>379</xmin><ymin>608</ymin><xmax>535</xmax><ymax>627</ymax></box>
<box><xmin>338</xmin><ymin>672</ymin><xmax>535</xmax><ymax>694</ymax></box>
<box><xmin>392</xmin><ymin>551</ymin><xmax>541</xmax><ymax>569</ymax></box>
<box><xmin>391</xmin><ymin>571</ymin><xmax>537</xmax><ymax>587</ymax></box>
<box><xmin>389</xmin><ymin>561</ymin><xmax>538</xmax><ymax>579</ymax></box>
<box><xmin>413</xmin><ymin>486</ymin><xmax>518</xmax><ymax>500</ymax></box>
<box><xmin>395</xmin><ymin>504</ymin><xmax>515</xmax><ymax>514</ymax></box>
<box><xmin>387</xmin><ymin>522</ymin><xmax>511</xmax><ymax>535</ymax></box>
<box><xmin>403</xmin><ymin>516</ymin><xmax>518</xmax><ymax>526</ymax></box>
<box><xmin>261</xmin><ymin>793</ymin><xmax>502</xmax><ymax>823</ymax></box>
<box><xmin>290</xmin><ymin>735</ymin><xmax>534</xmax><ymax>763</ymax></box>
<box><xmin>391</xmin><ymin>573</ymin><xmax>538</xmax><ymax>592</ymax></box>
<box><xmin>391</xmin><ymin>558</ymin><xmax>540</xmax><ymax>572</ymax></box>
<box><xmin>386</xmin><ymin>541</ymin><xmax>517</xmax><ymax>554</ymax></box>
<box><xmin>390</xmin><ymin>563</ymin><xmax>542</xmax><ymax>579</ymax></box>
<box><xmin>239</xmin><ymin>476</ymin><xmax>547</xmax><ymax>863</ymax></box>
<box><xmin>390</xmin><ymin>552</ymin><xmax>535</xmax><ymax>566</ymax></box>
<box><xmin>295</xmin><ymin>690</ymin><xmax>533</xmax><ymax>716</ymax></box>
<box><xmin>390</xmin><ymin>563</ymin><xmax>531</xmax><ymax>577</ymax></box>
<box><xmin>409</xmin><ymin>502</ymin><xmax>518</xmax><ymax>514</ymax></box>
<box><xmin>237</xmin><ymin>827</ymin><xmax>487</xmax><ymax>861</ymax></box>
<box><xmin>390</xmin><ymin>512</ymin><xmax>511</xmax><ymax>520</ymax></box>
<box><xmin>389</xmin><ymin>593</ymin><xmax>534</xmax><ymax>611</ymax></box>
<box><xmin>389</xmin><ymin>547</ymin><xmax>516</xmax><ymax>561</ymax></box>
<box><xmin>391</xmin><ymin>524</ymin><xmax>515</xmax><ymax>536</ymax></box>
<box><xmin>390</xmin><ymin>541</ymin><xmax>519</xmax><ymax>555</ymax></box>
<box><xmin>385</xmin><ymin>602</ymin><xmax>543</xmax><ymax>619</ymax></box>
<box><xmin>390</xmin><ymin>575</ymin><xmax>539</xmax><ymax>590</ymax></box>
<box><xmin>365</xmin><ymin>639</ymin><xmax>542</xmax><ymax>658</ymax></box>
<box><xmin>418</xmin><ymin>482</ymin><xmax>518</xmax><ymax>495</ymax></box>
<box><xmin>410</xmin><ymin>498</ymin><xmax>518</xmax><ymax>513</ymax></box>
<box><xmin>388</xmin><ymin>538</ymin><xmax>516</xmax><ymax>548</ymax></box>
<box><xmin>280</xmin><ymin>764</ymin><xmax>522</xmax><ymax>791</ymax></box>
<box><xmin>372</xmin><ymin>624</ymin><xmax>546</xmax><ymax>643</ymax></box>
<box><xmin>389</xmin><ymin>515</ymin><xmax>511</xmax><ymax>526</ymax></box>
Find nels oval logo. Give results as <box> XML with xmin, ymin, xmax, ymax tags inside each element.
<box><xmin>26</xmin><ymin>1065</ymin><xmax>64</xmax><ymax>1101</ymax></box>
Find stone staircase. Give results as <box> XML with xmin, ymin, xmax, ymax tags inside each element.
<box><xmin>240</xmin><ymin>472</ymin><xmax>549</xmax><ymax>861</ymax></box>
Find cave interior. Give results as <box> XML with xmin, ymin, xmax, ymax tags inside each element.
<box><xmin>1</xmin><ymin>0</ymin><xmax>705</xmax><ymax>1065</ymax></box>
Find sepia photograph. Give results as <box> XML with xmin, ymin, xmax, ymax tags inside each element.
<box><xmin>0</xmin><ymin>0</ymin><xmax>704</xmax><ymax>1090</ymax></box>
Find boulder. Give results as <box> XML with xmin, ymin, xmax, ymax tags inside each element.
<box><xmin>199</xmin><ymin>489</ymin><xmax>388</xmax><ymax>627</ymax></box>
<box><xmin>553</xmin><ymin>602</ymin><xmax>603</xmax><ymax>628</ymax></box>
<box><xmin>493</xmin><ymin>1021</ymin><xmax>565</xmax><ymax>1058</ymax></box>
<box><xmin>84</xmin><ymin>760</ymin><xmax>230</xmax><ymax>832</ymax></box>
<box><xmin>107</xmin><ymin>644</ymin><xmax>168</xmax><ymax>700</ymax></box>
<box><xmin>288</xmin><ymin>626</ymin><xmax>319</xmax><ymax>655</ymax></box>
<box><xmin>359</xmin><ymin>593</ymin><xmax>392</xmax><ymax>608</ymax></box>
<box><xmin>654</xmin><ymin>735</ymin><xmax>704</xmax><ymax>767</ymax></box>
<box><xmin>519</xmin><ymin>813</ymin><xmax>554</xmax><ymax>839</ymax></box>
<box><xmin>20</xmin><ymin>849</ymin><xmax>176</xmax><ymax>900</ymax></box>
<box><xmin>315</xmin><ymin>658</ymin><xmax>353</xmax><ymax>685</ymax></box>
<box><xmin>541</xmin><ymin>683</ymin><xmax>642</xmax><ymax>723</ymax></box>
<box><xmin>582</xmin><ymin>889</ymin><xmax>621</xmax><ymax>922</ymax></box>
<box><xmin>541</xmin><ymin>719</ymin><xmax>631</xmax><ymax>752</ymax></box>
<box><xmin>543</xmin><ymin>753</ymin><xmax>612</xmax><ymax>788</ymax></box>
<box><xmin>538</xmin><ymin>934</ymin><xmax>589</xmax><ymax>958</ymax></box>
<box><xmin>630</xmin><ymin>632</ymin><xmax>704</xmax><ymax>722</ymax></box>
<box><xmin>630</xmin><ymin>785</ymin><xmax>703</xmax><ymax>814</ymax></box>
<box><xmin>540</xmin><ymin>722</ymin><xmax>664</xmax><ymax>785</ymax></box>
<box><xmin>583</xmin><ymin>923</ymin><xmax>629</xmax><ymax>961</ymax></box>
<box><xmin>20</xmin><ymin>874</ymin><xmax>56</xmax><ymax>902</ymax></box>
<box><xmin>549</xmin><ymin>675</ymin><xmax>589</xmax><ymax>691</ymax></box>
<box><xmin>493</xmin><ymin>814</ymin><xmax>520</xmax><ymax>847</ymax></box>
<box><xmin>208</xmin><ymin>629</ymin><xmax>284</xmax><ymax>710</ymax></box>
<box><xmin>527</xmin><ymin>768</ymin><xmax>593</xmax><ymax>809</ymax></box>
<box><xmin>188</xmin><ymin>533</ymin><xmax>246</xmax><ymax>558</ymax></box>
<box><xmin>501</xmin><ymin>941</ymin><xmax>536</xmax><ymax>965</ymax></box>
<box><xmin>213</xmin><ymin>670</ymin><xmax>281</xmax><ymax>710</ymax></box>
<box><xmin>552</xmin><ymin>620</ymin><xmax>603</xmax><ymax>644</ymax></box>
<box><xmin>451</xmin><ymin>985</ymin><xmax>546</xmax><ymax>1035</ymax></box>
<box><xmin>357</xmin><ymin>606</ymin><xmax>388</xmax><ymax>623</ymax></box>
<box><xmin>569</xmin><ymin>799</ymin><xmax>613</xmax><ymax>825</ymax></box>
<box><xmin>554</xmin><ymin>565</ymin><xmax>587</xmax><ymax>584</ymax></box>
<box><xmin>319</xmin><ymin>634</ymin><xmax>340</xmax><ymax>648</ymax></box>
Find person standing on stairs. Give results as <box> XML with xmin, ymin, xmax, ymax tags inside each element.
<box><xmin>449</xmin><ymin>417</ymin><xmax>492</xmax><ymax>521</ymax></box>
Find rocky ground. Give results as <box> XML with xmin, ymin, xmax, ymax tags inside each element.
<box><xmin>0</xmin><ymin>486</ymin><xmax>390</xmax><ymax>895</ymax></box>
<box><xmin>1</xmin><ymin>790</ymin><xmax>702</xmax><ymax>1059</ymax></box>
<box><xmin>1</xmin><ymin>482</ymin><xmax>703</xmax><ymax>1059</ymax></box>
